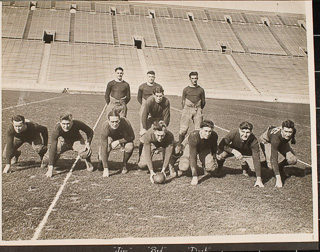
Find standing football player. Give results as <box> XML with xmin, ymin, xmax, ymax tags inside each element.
<box><xmin>138</xmin><ymin>86</ymin><xmax>170</xmax><ymax>160</ymax></box>
<box><xmin>217</xmin><ymin>121</ymin><xmax>264</xmax><ymax>187</ymax></box>
<box><xmin>42</xmin><ymin>112</ymin><xmax>94</xmax><ymax>177</ymax></box>
<box><xmin>98</xmin><ymin>109</ymin><xmax>135</xmax><ymax>178</ymax></box>
<box><xmin>3</xmin><ymin>115</ymin><xmax>48</xmax><ymax>173</ymax></box>
<box><xmin>105</xmin><ymin>67</ymin><xmax>131</xmax><ymax>117</ymax></box>
<box><xmin>178</xmin><ymin>120</ymin><xmax>218</xmax><ymax>185</ymax></box>
<box><xmin>138</xmin><ymin>121</ymin><xmax>175</xmax><ymax>183</ymax></box>
<box><xmin>177</xmin><ymin>71</ymin><xmax>205</xmax><ymax>152</ymax></box>
<box><xmin>137</xmin><ymin>70</ymin><xmax>162</xmax><ymax>130</ymax></box>
<box><xmin>259</xmin><ymin>120</ymin><xmax>297</xmax><ymax>188</ymax></box>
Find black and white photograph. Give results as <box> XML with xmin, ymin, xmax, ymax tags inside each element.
<box><xmin>1</xmin><ymin>0</ymin><xmax>318</xmax><ymax>249</ymax></box>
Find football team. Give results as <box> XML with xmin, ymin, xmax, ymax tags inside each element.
<box><xmin>3</xmin><ymin>68</ymin><xmax>298</xmax><ymax>188</ymax></box>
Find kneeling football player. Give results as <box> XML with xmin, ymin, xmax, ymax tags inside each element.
<box><xmin>178</xmin><ymin>120</ymin><xmax>218</xmax><ymax>185</ymax></box>
<box><xmin>259</xmin><ymin>120</ymin><xmax>297</xmax><ymax>188</ymax></box>
<box><xmin>217</xmin><ymin>121</ymin><xmax>263</xmax><ymax>187</ymax></box>
<box><xmin>98</xmin><ymin>109</ymin><xmax>135</xmax><ymax>177</ymax></box>
<box><xmin>138</xmin><ymin>121</ymin><xmax>175</xmax><ymax>183</ymax></box>
<box><xmin>42</xmin><ymin>112</ymin><xmax>94</xmax><ymax>177</ymax></box>
<box><xmin>3</xmin><ymin>115</ymin><xmax>48</xmax><ymax>173</ymax></box>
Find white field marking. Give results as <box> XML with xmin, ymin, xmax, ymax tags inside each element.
<box><xmin>2</xmin><ymin>96</ymin><xmax>64</xmax><ymax>110</ymax></box>
<box><xmin>171</xmin><ymin>106</ymin><xmax>312</xmax><ymax>167</ymax></box>
<box><xmin>32</xmin><ymin>103</ymin><xmax>108</xmax><ymax>240</ymax></box>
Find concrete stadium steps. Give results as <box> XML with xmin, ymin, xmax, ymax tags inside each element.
<box><xmin>37</xmin><ymin>1</ymin><xmax>52</xmax><ymax>9</ymax></box>
<box><xmin>12</xmin><ymin>1</ymin><xmax>29</xmax><ymax>8</ymax></box>
<box><xmin>269</xmin><ymin>26</ymin><xmax>307</xmax><ymax>56</ymax></box>
<box><xmin>194</xmin><ymin>20</ymin><xmax>245</xmax><ymax>52</ymax></box>
<box><xmin>133</xmin><ymin>5</ymin><xmax>170</xmax><ymax>17</ymax></box>
<box><xmin>2</xmin><ymin>39</ymin><xmax>44</xmax><ymax>83</ymax></box>
<box><xmin>231</xmin><ymin>23</ymin><xmax>287</xmax><ymax>55</ymax></box>
<box><xmin>280</xmin><ymin>14</ymin><xmax>305</xmax><ymax>26</ymax></box>
<box><xmin>74</xmin><ymin>12</ymin><xmax>113</xmax><ymax>44</ymax></box>
<box><xmin>44</xmin><ymin>43</ymin><xmax>144</xmax><ymax>92</ymax></box>
<box><xmin>28</xmin><ymin>9</ymin><xmax>70</xmax><ymax>42</ymax></box>
<box><xmin>143</xmin><ymin>48</ymin><xmax>251</xmax><ymax>93</ymax></box>
<box><xmin>155</xmin><ymin>18</ymin><xmax>201</xmax><ymax>49</ymax></box>
<box><xmin>115</xmin><ymin>15</ymin><xmax>158</xmax><ymax>47</ymax></box>
<box><xmin>232</xmin><ymin>54</ymin><xmax>309</xmax><ymax>98</ymax></box>
<box><xmin>2</xmin><ymin>7</ymin><xmax>29</xmax><ymax>39</ymax></box>
<box><xmin>243</xmin><ymin>13</ymin><xmax>283</xmax><ymax>25</ymax></box>
<box><xmin>95</xmin><ymin>2</ymin><xmax>130</xmax><ymax>15</ymax></box>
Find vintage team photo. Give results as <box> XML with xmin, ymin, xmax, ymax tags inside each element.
<box><xmin>1</xmin><ymin>0</ymin><xmax>318</xmax><ymax>247</ymax></box>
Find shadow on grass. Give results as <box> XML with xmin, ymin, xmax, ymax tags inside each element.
<box><xmin>13</xmin><ymin>161</ymin><xmax>40</xmax><ymax>172</ymax></box>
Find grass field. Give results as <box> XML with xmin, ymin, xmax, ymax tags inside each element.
<box><xmin>1</xmin><ymin>90</ymin><xmax>314</xmax><ymax>241</ymax></box>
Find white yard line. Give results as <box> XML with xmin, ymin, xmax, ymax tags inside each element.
<box><xmin>171</xmin><ymin>106</ymin><xmax>312</xmax><ymax>167</ymax></box>
<box><xmin>32</xmin><ymin>103</ymin><xmax>108</xmax><ymax>240</ymax></box>
<box><xmin>2</xmin><ymin>96</ymin><xmax>64</xmax><ymax>110</ymax></box>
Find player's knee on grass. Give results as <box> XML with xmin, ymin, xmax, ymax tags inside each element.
<box><xmin>178</xmin><ymin>156</ymin><xmax>189</xmax><ymax>171</ymax></box>
<box><xmin>286</xmin><ymin>152</ymin><xmax>297</xmax><ymax>165</ymax></box>
<box><xmin>33</xmin><ymin>144</ymin><xmax>45</xmax><ymax>154</ymax></box>
<box><xmin>137</xmin><ymin>160</ymin><xmax>147</xmax><ymax>169</ymax></box>
<box><xmin>124</xmin><ymin>142</ymin><xmax>134</xmax><ymax>153</ymax></box>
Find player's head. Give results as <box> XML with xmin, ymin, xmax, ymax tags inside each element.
<box><xmin>199</xmin><ymin>120</ymin><xmax>214</xmax><ymax>139</ymax></box>
<box><xmin>115</xmin><ymin>67</ymin><xmax>124</xmax><ymax>81</ymax></box>
<box><xmin>107</xmin><ymin>109</ymin><xmax>121</xmax><ymax>130</ymax></box>
<box><xmin>189</xmin><ymin>71</ymin><xmax>199</xmax><ymax>86</ymax></box>
<box><xmin>147</xmin><ymin>71</ymin><xmax>155</xmax><ymax>84</ymax></box>
<box><xmin>281</xmin><ymin>120</ymin><xmax>296</xmax><ymax>143</ymax></box>
<box><xmin>11</xmin><ymin>115</ymin><xmax>26</xmax><ymax>133</ymax></box>
<box><xmin>153</xmin><ymin>86</ymin><xmax>164</xmax><ymax>104</ymax></box>
<box><xmin>239</xmin><ymin>121</ymin><xmax>253</xmax><ymax>141</ymax></box>
<box><xmin>152</xmin><ymin>121</ymin><xmax>167</xmax><ymax>142</ymax></box>
<box><xmin>59</xmin><ymin>112</ymin><xmax>73</xmax><ymax>132</ymax></box>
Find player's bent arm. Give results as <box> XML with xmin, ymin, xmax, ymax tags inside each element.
<box><xmin>201</xmin><ymin>89</ymin><xmax>206</xmax><ymax>109</ymax></box>
<box><xmin>231</xmin><ymin>149</ymin><xmax>242</xmax><ymax>159</ymax></box>
<box><xmin>270</xmin><ymin>138</ymin><xmax>281</xmax><ymax>175</ymax></box>
<box><xmin>105</xmin><ymin>84</ymin><xmax>111</xmax><ymax>104</ymax></box>
<box><xmin>5</xmin><ymin>133</ymin><xmax>15</xmax><ymax>164</ymax></box>
<box><xmin>162</xmin><ymin>144</ymin><xmax>173</xmax><ymax>172</ymax></box>
<box><xmin>252</xmin><ymin>151</ymin><xmax>262</xmax><ymax>177</ymax></box>
<box><xmin>101</xmin><ymin>137</ymin><xmax>109</xmax><ymax>168</ymax></box>
<box><xmin>141</xmin><ymin>103</ymin><xmax>150</xmax><ymax>130</ymax></box>
<box><xmin>48</xmin><ymin>138</ymin><xmax>59</xmax><ymax>166</ymax></box>
<box><xmin>218</xmin><ymin>138</ymin><xmax>233</xmax><ymax>154</ymax></box>
<box><xmin>37</xmin><ymin>125</ymin><xmax>49</xmax><ymax>146</ymax></box>
<box><xmin>144</xmin><ymin>142</ymin><xmax>154</xmax><ymax>173</ymax></box>
<box><xmin>120</xmin><ymin>121</ymin><xmax>135</xmax><ymax>143</ymax></box>
<box><xmin>137</xmin><ymin>88</ymin><xmax>143</xmax><ymax>105</ymax></box>
<box><xmin>163</xmin><ymin>101</ymin><xmax>170</xmax><ymax>127</ymax></box>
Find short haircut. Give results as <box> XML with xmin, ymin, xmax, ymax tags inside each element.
<box><xmin>153</xmin><ymin>120</ymin><xmax>167</xmax><ymax>131</ymax></box>
<box><xmin>12</xmin><ymin>115</ymin><xmax>25</xmax><ymax>123</ymax></box>
<box><xmin>147</xmin><ymin>70</ymin><xmax>155</xmax><ymax>75</ymax></box>
<box><xmin>282</xmin><ymin>120</ymin><xmax>294</xmax><ymax>129</ymax></box>
<box><xmin>108</xmin><ymin>108</ymin><xmax>120</xmax><ymax>119</ymax></box>
<box><xmin>60</xmin><ymin>112</ymin><xmax>73</xmax><ymax>121</ymax></box>
<box><xmin>115</xmin><ymin>67</ymin><xmax>124</xmax><ymax>72</ymax></box>
<box><xmin>189</xmin><ymin>71</ymin><xmax>198</xmax><ymax>78</ymax></box>
<box><xmin>200</xmin><ymin>120</ymin><xmax>214</xmax><ymax>129</ymax></box>
<box><xmin>239</xmin><ymin>121</ymin><xmax>253</xmax><ymax>131</ymax></box>
<box><xmin>152</xmin><ymin>86</ymin><xmax>164</xmax><ymax>95</ymax></box>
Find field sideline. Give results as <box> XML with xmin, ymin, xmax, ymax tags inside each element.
<box><xmin>2</xmin><ymin>90</ymin><xmax>314</xmax><ymax>241</ymax></box>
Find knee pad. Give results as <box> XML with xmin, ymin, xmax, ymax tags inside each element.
<box><xmin>205</xmin><ymin>159</ymin><xmax>218</xmax><ymax>172</ymax></box>
<box><xmin>124</xmin><ymin>142</ymin><xmax>134</xmax><ymax>153</ymax></box>
<box><xmin>178</xmin><ymin>158</ymin><xmax>189</xmax><ymax>171</ymax></box>
<box><xmin>79</xmin><ymin>148</ymin><xmax>92</xmax><ymax>159</ymax></box>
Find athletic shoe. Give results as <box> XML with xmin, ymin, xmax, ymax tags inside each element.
<box><xmin>121</xmin><ymin>166</ymin><xmax>128</xmax><ymax>174</ymax></box>
<box><xmin>10</xmin><ymin>151</ymin><xmax>21</xmax><ymax>165</ymax></box>
<box><xmin>86</xmin><ymin>161</ymin><xmax>94</xmax><ymax>172</ymax></box>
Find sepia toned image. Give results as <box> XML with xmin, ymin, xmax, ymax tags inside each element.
<box><xmin>1</xmin><ymin>0</ymin><xmax>318</xmax><ymax>248</ymax></box>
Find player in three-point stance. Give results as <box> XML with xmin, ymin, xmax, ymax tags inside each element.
<box><xmin>137</xmin><ymin>70</ymin><xmax>163</xmax><ymax>131</ymax></box>
<box><xmin>138</xmin><ymin>121</ymin><xmax>175</xmax><ymax>183</ymax></box>
<box><xmin>259</xmin><ymin>120</ymin><xmax>297</xmax><ymax>188</ymax></box>
<box><xmin>178</xmin><ymin>120</ymin><xmax>218</xmax><ymax>185</ymax></box>
<box><xmin>42</xmin><ymin>112</ymin><xmax>94</xmax><ymax>177</ymax></box>
<box><xmin>98</xmin><ymin>109</ymin><xmax>135</xmax><ymax>178</ymax></box>
<box><xmin>177</xmin><ymin>71</ymin><xmax>205</xmax><ymax>152</ymax></box>
<box><xmin>138</xmin><ymin>86</ymin><xmax>170</xmax><ymax>161</ymax></box>
<box><xmin>105</xmin><ymin>67</ymin><xmax>131</xmax><ymax>117</ymax></box>
<box><xmin>217</xmin><ymin>121</ymin><xmax>264</xmax><ymax>187</ymax></box>
<box><xmin>3</xmin><ymin>115</ymin><xmax>48</xmax><ymax>173</ymax></box>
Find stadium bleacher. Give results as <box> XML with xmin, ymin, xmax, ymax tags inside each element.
<box><xmin>74</xmin><ymin>12</ymin><xmax>113</xmax><ymax>44</ymax></box>
<box><xmin>29</xmin><ymin>9</ymin><xmax>70</xmax><ymax>41</ymax></box>
<box><xmin>1</xmin><ymin>1</ymin><xmax>309</xmax><ymax>103</ymax></box>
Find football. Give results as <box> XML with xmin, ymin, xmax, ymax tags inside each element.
<box><xmin>153</xmin><ymin>172</ymin><xmax>166</xmax><ymax>184</ymax></box>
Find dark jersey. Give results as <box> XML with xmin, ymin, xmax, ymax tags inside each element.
<box><xmin>141</xmin><ymin>96</ymin><xmax>170</xmax><ymax>129</ymax></box>
<box><xmin>182</xmin><ymin>85</ymin><xmax>205</xmax><ymax>108</ymax></box>
<box><xmin>100</xmin><ymin>118</ymin><xmax>135</xmax><ymax>168</ymax></box>
<box><xmin>6</xmin><ymin>121</ymin><xmax>48</xmax><ymax>163</ymax></box>
<box><xmin>219</xmin><ymin>129</ymin><xmax>261</xmax><ymax>171</ymax></box>
<box><xmin>49</xmin><ymin>120</ymin><xmax>93</xmax><ymax>165</ymax></box>
<box><xmin>142</xmin><ymin>128</ymin><xmax>174</xmax><ymax>171</ymax></box>
<box><xmin>137</xmin><ymin>82</ymin><xmax>162</xmax><ymax>104</ymax></box>
<box><xmin>105</xmin><ymin>80</ymin><xmax>131</xmax><ymax>104</ymax></box>
<box><xmin>188</xmin><ymin>130</ymin><xmax>218</xmax><ymax>169</ymax></box>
